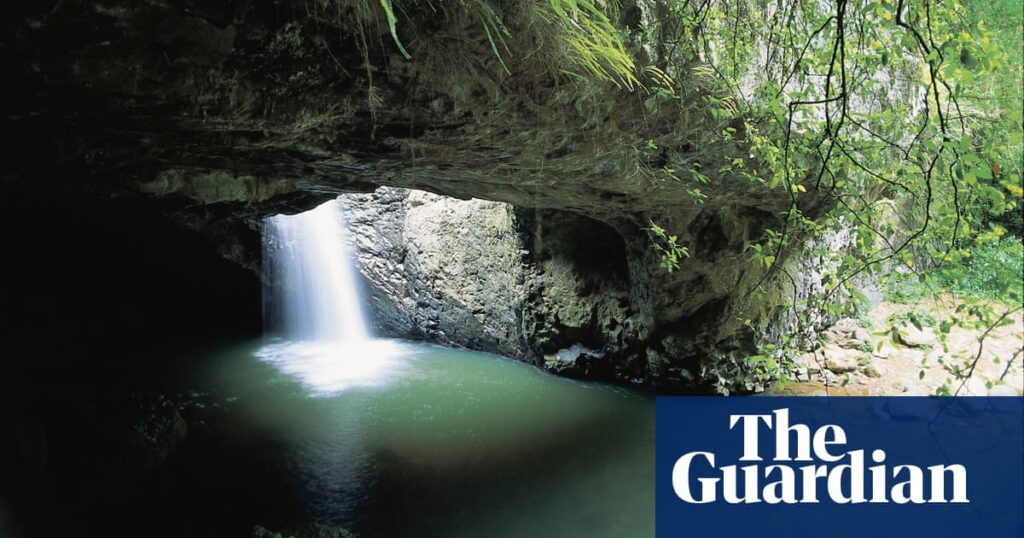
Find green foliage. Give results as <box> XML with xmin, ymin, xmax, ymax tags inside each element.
<box><xmin>889</xmin><ymin>308</ymin><xmax>938</xmax><ymax>329</ymax></box>
<box><xmin>940</xmin><ymin>236</ymin><xmax>1024</xmax><ymax>301</ymax></box>
<box><xmin>533</xmin><ymin>0</ymin><xmax>639</xmax><ymax>88</ymax></box>
<box><xmin>367</xmin><ymin>0</ymin><xmax>638</xmax><ymax>87</ymax></box>
<box><xmin>887</xmin><ymin>235</ymin><xmax>1024</xmax><ymax>303</ymax></box>
<box><xmin>355</xmin><ymin>0</ymin><xmax>1022</xmax><ymax>393</ymax></box>
<box><xmin>646</xmin><ymin>222</ymin><xmax>690</xmax><ymax>272</ymax></box>
<box><xmin>703</xmin><ymin>341</ymin><xmax>797</xmax><ymax>395</ymax></box>
<box><xmin>378</xmin><ymin>0</ymin><xmax>411</xmax><ymax>60</ymax></box>
<box><xmin>667</xmin><ymin>0</ymin><xmax>1023</xmax><ymax>391</ymax></box>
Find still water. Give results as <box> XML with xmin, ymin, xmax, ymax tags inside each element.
<box><xmin>193</xmin><ymin>338</ymin><xmax>654</xmax><ymax>537</ymax></box>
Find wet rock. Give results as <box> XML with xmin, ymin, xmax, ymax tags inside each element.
<box><xmin>547</xmin><ymin>343</ymin><xmax>598</xmax><ymax>366</ymax></box>
<box><xmin>545</xmin><ymin>344</ymin><xmax>610</xmax><ymax>379</ymax></box>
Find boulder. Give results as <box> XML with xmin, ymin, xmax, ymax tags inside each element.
<box><xmin>823</xmin><ymin>318</ymin><xmax>869</xmax><ymax>349</ymax></box>
<box><xmin>896</xmin><ymin>325</ymin><xmax>937</xmax><ymax>348</ymax></box>
<box><xmin>824</xmin><ymin>347</ymin><xmax>863</xmax><ymax>373</ymax></box>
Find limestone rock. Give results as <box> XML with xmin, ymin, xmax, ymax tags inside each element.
<box><xmin>797</xmin><ymin>351</ymin><xmax>820</xmax><ymax>367</ymax></box>
<box><xmin>824</xmin><ymin>347</ymin><xmax>863</xmax><ymax>373</ymax></box>
<box><xmin>823</xmin><ymin>318</ymin><xmax>869</xmax><ymax>349</ymax></box>
<box><xmin>872</xmin><ymin>349</ymin><xmax>891</xmax><ymax>360</ymax></box>
<box><xmin>545</xmin><ymin>344</ymin><xmax>609</xmax><ymax>379</ymax></box>
<box><xmin>863</xmin><ymin>363</ymin><xmax>883</xmax><ymax>378</ymax></box>
<box><xmin>896</xmin><ymin>325</ymin><xmax>937</xmax><ymax>348</ymax></box>
<box><xmin>768</xmin><ymin>381</ymin><xmax>869</xmax><ymax>396</ymax></box>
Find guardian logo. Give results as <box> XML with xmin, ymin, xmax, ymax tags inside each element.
<box><xmin>655</xmin><ymin>397</ymin><xmax>1023</xmax><ymax>538</ymax></box>
<box><xmin>672</xmin><ymin>408</ymin><xmax>968</xmax><ymax>505</ymax></box>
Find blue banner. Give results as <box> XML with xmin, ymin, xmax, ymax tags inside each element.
<box><xmin>656</xmin><ymin>397</ymin><xmax>1023</xmax><ymax>538</ymax></box>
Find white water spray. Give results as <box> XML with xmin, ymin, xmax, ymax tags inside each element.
<box><xmin>263</xmin><ymin>199</ymin><xmax>370</xmax><ymax>342</ymax></box>
<box><xmin>259</xmin><ymin>199</ymin><xmax>401</xmax><ymax>394</ymax></box>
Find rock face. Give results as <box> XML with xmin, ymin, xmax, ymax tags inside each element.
<box><xmin>3</xmin><ymin>0</ymin><xmax>848</xmax><ymax>392</ymax></box>
<box><xmin>339</xmin><ymin>188</ymin><xmax>641</xmax><ymax>378</ymax></box>
<box><xmin>336</xmin><ymin>187</ymin><xmax>840</xmax><ymax>389</ymax></box>
<box><xmin>340</xmin><ymin>188</ymin><xmax>529</xmax><ymax>358</ymax></box>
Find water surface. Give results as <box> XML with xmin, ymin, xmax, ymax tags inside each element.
<box><xmin>194</xmin><ymin>338</ymin><xmax>653</xmax><ymax>537</ymax></box>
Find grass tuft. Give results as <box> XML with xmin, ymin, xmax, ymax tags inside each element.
<box><xmin>364</xmin><ymin>0</ymin><xmax>637</xmax><ymax>88</ymax></box>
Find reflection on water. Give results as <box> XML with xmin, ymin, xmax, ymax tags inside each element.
<box><xmin>254</xmin><ymin>339</ymin><xmax>406</xmax><ymax>395</ymax></box>
<box><xmin>199</xmin><ymin>339</ymin><xmax>653</xmax><ymax>537</ymax></box>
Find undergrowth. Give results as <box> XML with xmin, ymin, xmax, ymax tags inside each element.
<box><xmin>887</xmin><ymin>235</ymin><xmax>1024</xmax><ymax>304</ymax></box>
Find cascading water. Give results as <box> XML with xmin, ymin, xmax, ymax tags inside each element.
<box><xmin>263</xmin><ymin>199</ymin><xmax>370</xmax><ymax>342</ymax></box>
<box><xmin>202</xmin><ymin>197</ymin><xmax>652</xmax><ymax>537</ymax></box>
<box><xmin>258</xmin><ymin>198</ymin><xmax>400</xmax><ymax>394</ymax></box>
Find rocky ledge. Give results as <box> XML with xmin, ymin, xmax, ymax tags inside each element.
<box><xmin>4</xmin><ymin>0</ymin><xmax>842</xmax><ymax>391</ymax></box>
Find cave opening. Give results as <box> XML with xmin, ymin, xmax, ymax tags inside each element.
<box><xmin>0</xmin><ymin>190</ymin><xmax>657</xmax><ymax>538</ymax></box>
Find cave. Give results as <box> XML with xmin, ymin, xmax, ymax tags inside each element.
<box><xmin>0</xmin><ymin>0</ymin><xmax>848</xmax><ymax>535</ymax></box>
<box><xmin>0</xmin><ymin>189</ymin><xmax>664</xmax><ymax>536</ymax></box>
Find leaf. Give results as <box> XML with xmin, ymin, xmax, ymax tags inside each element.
<box><xmin>379</xmin><ymin>0</ymin><xmax>412</xmax><ymax>60</ymax></box>
<box><xmin>479</xmin><ymin>18</ymin><xmax>510</xmax><ymax>75</ymax></box>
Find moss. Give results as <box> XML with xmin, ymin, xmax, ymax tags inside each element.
<box><xmin>139</xmin><ymin>170</ymin><xmax>291</xmax><ymax>205</ymax></box>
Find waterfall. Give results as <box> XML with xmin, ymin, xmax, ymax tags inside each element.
<box><xmin>258</xmin><ymin>198</ymin><xmax>399</xmax><ymax>395</ymax></box>
<box><xmin>263</xmin><ymin>199</ymin><xmax>370</xmax><ymax>342</ymax></box>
